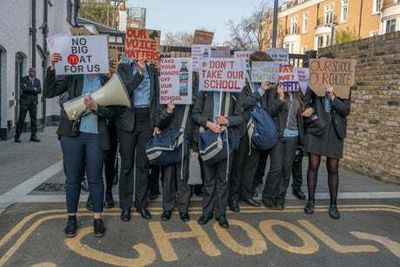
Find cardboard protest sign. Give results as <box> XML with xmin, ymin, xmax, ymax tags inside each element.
<box><xmin>199</xmin><ymin>58</ymin><xmax>246</xmax><ymax>92</ymax></box>
<box><xmin>159</xmin><ymin>58</ymin><xmax>193</xmax><ymax>105</ymax></box>
<box><xmin>108</xmin><ymin>48</ymin><xmax>120</xmax><ymax>75</ymax></box>
<box><xmin>70</xmin><ymin>27</ymin><xmax>93</xmax><ymax>36</ymax></box>
<box><xmin>191</xmin><ymin>44</ymin><xmax>211</xmax><ymax>72</ymax></box>
<box><xmin>211</xmin><ymin>46</ymin><xmax>231</xmax><ymax>58</ymax></box>
<box><xmin>267</xmin><ymin>48</ymin><xmax>289</xmax><ymax>65</ymax></box>
<box><xmin>125</xmin><ymin>28</ymin><xmax>161</xmax><ymax>62</ymax></box>
<box><xmin>47</xmin><ymin>34</ymin><xmax>109</xmax><ymax>75</ymax></box>
<box><xmin>251</xmin><ymin>62</ymin><xmax>280</xmax><ymax>83</ymax></box>
<box><xmin>193</xmin><ymin>30</ymin><xmax>214</xmax><ymax>45</ymax></box>
<box><xmin>278</xmin><ymin>65</ymin><xmax>300</xmax><ymax>91</ymax></box>
<box><xmin>295</xmin><ymin>67</ymin><xmax>309</xmax><ymax>94</ymax></box>
<box><xmin>234</xmin><ymin>50</ymin><xmax>253</xmax><ymax>71</ymax></box>
<box><xmin>308</xmin><ymin>59</ymin><xmax>356</xmax><ymax>99</ymax></box>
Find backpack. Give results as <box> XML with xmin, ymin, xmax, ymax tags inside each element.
<box><xmin>248</xmin><ymin>105</ymin><xmax>278</xmax><ymax>150</ymax></box>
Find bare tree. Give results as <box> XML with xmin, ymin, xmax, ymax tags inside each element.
<box><xmin>226</xmin><ymin>2</ymin><xmax>274</xmax><ymax>50</ymax></box>
<box><xmin>162</xmin><ymin>31</ymin><xmax>194</xmax><ymax>47</ymax></box>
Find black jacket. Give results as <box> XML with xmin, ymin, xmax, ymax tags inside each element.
<box><xmin>43</xmin><ymin>68</ymin><xmax>114</xmax><ymax>151</ymax></box>
<box><xmin>20</xmin><ymin>76</ymin><xmax>41</xmax><ymax>106</ymax></box>
<box><xmin>192</xmin><ymin>91</ymin><xmax>244</xmax><ymax>150</ymax></box>
<box><xmin>265</xmin><ymin>87</ymin><xmax>305</xmax><ymax>141</ymax></box>
<box><xmin>303</xmin><ymin>87</ymin><xmax>351</xmax><ymax>139</ymax></box>
<box><xmin>114</xmin><ymin>63</ymin><xmax>159</xmax><ymax>132</ymax></box>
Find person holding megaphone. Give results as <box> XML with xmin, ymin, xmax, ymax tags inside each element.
<box><xmin>44</xmin><ymin>52</ymin><xmax>125</xmax><ymax>238</ymax></box>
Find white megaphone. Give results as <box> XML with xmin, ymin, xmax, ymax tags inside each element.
<box><xmin>63</xmin><ymin>73</ymin><xmax>131</xmax><ymax>121</ymax></box>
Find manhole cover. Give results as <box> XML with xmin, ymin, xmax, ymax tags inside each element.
<box><xmin>34</xmin><ymin>182</ymin><xmax>66</xmax><ymax>192</ymax></box>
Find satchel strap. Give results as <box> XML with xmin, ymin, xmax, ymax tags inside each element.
<box><xmin>180</xmin><ymin>105</ymin><xmax>190</xmax><ymax>133</ymax></box>
<box><xmin>224</xmin><ymin>92</ymin><xmax>231</xmax><ymax>116</ymax></box>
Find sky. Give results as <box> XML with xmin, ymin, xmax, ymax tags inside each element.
<box><xmin>127</xmin><ymin>0</ymin><xmax>273</xmax><ymax>45</ymax></box>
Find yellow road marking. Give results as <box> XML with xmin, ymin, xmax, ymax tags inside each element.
<box><xmin>30</xmin><ymin>262</ymin><xmax>57</xmax><ymax>267</ymax></box>
<box><xmin>259</xmin><ymin>220</ymin><xmax>319</xmax><ymax>254</ymax></box>
<box><xmin>65</xmin><ymin>227</ymin><xmax>156</xmax><ymax>267</ymax></box>
<box><xmin>351</xmin><ymin>231</ymin><xmax>400</xmax><ymax>258</ymax></box>
<box><xmin>213</xmin><ymin>219</ymin><xmax>267</xmax><ymax>255</ymax></box>
<box><xmin>298</xmin><ymin>220</ymin><xmax>379</xmax><ymax>253</ymax></box>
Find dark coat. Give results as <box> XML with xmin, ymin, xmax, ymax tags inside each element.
<box><xmin>43</xmin><ymin>68</ymin><xmax>114</xmax><ymax>151</ymax></box>
<box><xmin>20</xmin><ymin>76</ymin><xmax>41</xmax><ymax>106</ymax></box>
<box><xmin>265</xmin><ymin>87</ymin><xmax>305</xmax><ymax>142</ymax></box>
<box><xmin>114</xmin><ymin>63</ymin><xmax>159</xmax><ymax>132</ymax></box>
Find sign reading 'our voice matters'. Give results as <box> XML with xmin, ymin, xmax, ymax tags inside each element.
<box><xmin>199</xmin><ymin>58</ymin><xmax>246</xmax><ymax>92</ymax></box>
<box><xmin>159</xmin><ymin>58</ymin><xmax>193</xmax><ymax>105</ymax></box>
<box><xmin>47</xmin><ymin>35</ymin><xmax>109</xmax><ymax>75</ymax></box>
<box><xmin>125</xmin><ymin>28</ymin><xmax>161</xmax><ymax>62</ymax></box>
<box><xmin>251</xmin><ymin>62</ymin><xmax>280</xmax><ymax>83</ymax></box>
<box><xmin>308</xmin><ymin>58</ymin><xmax>356</xmax><ymax>99</ymax></box>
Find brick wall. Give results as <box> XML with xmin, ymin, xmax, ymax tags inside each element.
<box><xmin>319</xmin><ymin>31</ymin><xmax>400</xmax><ymax>185</ymax></box>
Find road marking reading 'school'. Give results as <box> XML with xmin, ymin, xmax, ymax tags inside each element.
<box><xmin>0</xmin><ymin>205</ymin><xmax>399</xmax><ymax>266</ymax></box>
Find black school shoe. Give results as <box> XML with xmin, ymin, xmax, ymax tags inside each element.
<box><xmin>161</xmin><ymin>210</ymin><xmax>172</xmax><ymax>221</ymax></box>
<box><xmin>93</xmin><ymin>219</ymin><xmax>106</xmax><ymax>237</ymax></box>
<box><xmin>329</xmin><ymin>205</ymin><xmax>341</xmax><ymax>220</ymax></box>
<box><xmin>228</xmin><ymin>199</ymin><xmax>240</xmax><ymax>212</ymax></box>
<box><xmin>197</xmin><ymin>213</ymin><xmax>213</xmax><ymax>225</ymax></box>
<box><xmin>304</xmin><ymin>200</ymin><xmax>315</xmax><ymax>214</ymax></box>
<box><xmin>217</xmin><ymin>216</ymin><xmax>229</xmax><ymax>229</ymax></box>
<box><xmin>104</xmin><ymin>192</ymin><xmax>114</xmax><ymax>209</ymax></box>
<box><xmin>64</xmin><ymin>216</ymin><xmax>78</xmax><ymax>238</ymax></box>
<box><xmin>180</xmin><ymin>212</ymin><xmax>190</xmax><ymax>222</ymax></box>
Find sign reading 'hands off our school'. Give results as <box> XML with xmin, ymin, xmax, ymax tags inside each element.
<box><xmin>47</xmin><ymin>34</ymin><xmax>109</xmax><ymax>75</ymax></box>
<box><xmin>159</xmin><ymin>58</ymin><xmax>193</xmax><ymax>105</ymax></box>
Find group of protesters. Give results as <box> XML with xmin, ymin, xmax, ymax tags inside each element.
<box><xmin>42</xmin><ymin>47</ymin><xmax>350</xmax><ymax>238</ymax></box>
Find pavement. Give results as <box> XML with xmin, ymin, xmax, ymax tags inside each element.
<box><xmin>0</xmin><ymin>127</ymin><xmax>399</xmax><ymax>267</ymax></box>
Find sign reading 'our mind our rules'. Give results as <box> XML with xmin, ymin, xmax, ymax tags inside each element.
<box><xmin>199</xmin><ymin>58</ymin><xmax>246</xmax><ymax>93</ymax></box>
<box><xmin>159</xmin><ymin>58</ymin><xmax>193</xmax><ymax>105</ymax></box>
<box><xmin>47</xmin><ymin>34</ymin><xmax>109</xmax><ymax>75</ymax></box>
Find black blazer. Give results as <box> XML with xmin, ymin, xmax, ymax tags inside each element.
<box><xmin>114</xmin><ymin>63</ymin><xmax>159</xmax><ymax>132</ymax></box>
<box><xmin>43</xmin><ymin>68</ymin><xmax>114</xmax><ymax>151</ymax></box>
<box><xmin>303</xmin><ymin>87</ymin><xmax>351</xmax><ymax>139</ymax></box>
<box><xmin>265</xmin><ymin>87</ymin><xmax>305</xmax><ymax>141</ymax></box>
<box><xmin>20</xmin><ymin>76</ymin><xmax>41</xmax><ymax>106</ymax></box>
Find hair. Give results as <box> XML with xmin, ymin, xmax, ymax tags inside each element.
<box><xmin>318</xmin><ymin>52</ymin><xmax>335</xmax><ymax>59</ymax></box>
<box><xmin>249</xmin><ymin>51</ymin><xmax>273</xmax><ymax>67</ymax></box>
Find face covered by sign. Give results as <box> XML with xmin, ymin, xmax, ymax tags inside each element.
<box><xmin>278</xmin><ymin>65</ymin><xmax>300</xmax><ymax>92</ymax></box>
<box><xmin>125</xmin><ymin>28</ymin><xmax>161</xmax><ymax>63</ymax></box>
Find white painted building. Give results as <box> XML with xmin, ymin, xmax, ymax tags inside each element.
<box><xmin>0</xmin><ymin>0</ymin><xmax>78</xmax><ymax>140</ymax></box>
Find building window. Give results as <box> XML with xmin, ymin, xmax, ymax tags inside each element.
<box><xmin>291</xmin><ymin>17</ymin><xmax>298</xmax><ymax>34</ymax></box>
<box><xmin>386</xmin><ymin>19</ymin><xmax>397</xmax><ymax>33</ymax></box>
<box><xmin>317</xmin><ymin>35</ymin><xmax>330</xmax><ymax>48</ymax></box>
<box><xmin>373</xmin><ymin>0</ymin><xmax>382</xmax><ymax>14</ymax></box>
<box><xmin>303</xmin><ymin>13</ymin><xmax>309</xmax><ymax>33</ymax></box>
<box><xmin>341</xmin><ymin>0</ymin><xmax>348</xmax><ymax>22</ymax></box>
<box><xmin>325</xmin><ymin>4</ymin><xmax>334</xmax><ymax>24</ymax></box>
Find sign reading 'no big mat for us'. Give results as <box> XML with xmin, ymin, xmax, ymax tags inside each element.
<box><xmin>308</xmin><ymin>58</ymin><xmax>356</xmax><ymax>99</ymax></box>
<box><xmin>47</xmin><ymin>34</ymin><xmax>109</xmax><ymax>75</ymax></box>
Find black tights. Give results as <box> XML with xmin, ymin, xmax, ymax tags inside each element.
<box><xmin>307</xmin><ymin>154</ymin><xmax>339</xmax><ymax>205</ymax></box>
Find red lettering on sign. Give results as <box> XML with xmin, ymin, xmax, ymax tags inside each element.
<box><xmin>68</xmin><ymin>54</ymin><xmax>79</xmax><ymax>65</ymax></box>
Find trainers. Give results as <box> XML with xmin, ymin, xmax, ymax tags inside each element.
<box><xmin>93</xmin><ymin>218</ymin><xmax>106</xmax><ymax>237</ymax></box>
<box><xmin>64</xmin><ymin>216</ymin><xmax>77</xmax><ymax>238</ymax></box>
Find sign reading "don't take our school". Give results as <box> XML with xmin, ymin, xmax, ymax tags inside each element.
<box><xmin>199</xmin><ymin>58</ymin><xmax>246</xmax><ymax>92</ymax></box>
<box><xmin>47</xmin><ymin>34</ymin><xmax>109</xmax><ymax>75</ymax></box>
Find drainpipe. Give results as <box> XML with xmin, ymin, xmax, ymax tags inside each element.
<box><xmin>41</xmin><ymin>0</ymin><xmax>49</xmax><ymax>126</ymax></box>
<box><xmin>30</xmin><ymin>0</ymin><xmax>37</xmax><ymax>68</ymax></box>
<box><xmin>358</xmin><ymin>0</ymin><xmax>364</xmax><ymax>37</ymax></box>
<box><xmin>272</xmin><ymin>0</ymin><xmax>279</xmax><ymax>48</ymax></box>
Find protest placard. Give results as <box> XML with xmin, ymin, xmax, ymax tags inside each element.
<box><xmin>159</xmin><ymin>58</ymin><xmax>193</xmax><ymax>105</ymax></box>
<box><xmin>199</xmin><ymin>58</ymin><xmax>246</xmax><ymax>92</ymax></box>
<box><xmin>251</xmin><ymin>62</ymin><xmax>280</xmax><ymax>83</ymax></box>
<box><xmin>295</xmin><ymin>67</ymin><xmax>309</xmax><ymax>93</ymax></box>
<box><xmin>193</xmin><ymin>30</ymin><xmax>214</xmax><ymax>44</ymax></box>
<box><xmin>308</xmin><ymin>58</ymin><xmax>356</xmax><ymax>99</ymax></box>
<box><xmin>70</xmin><ymin>27</ymin><xmax>92</xmax><ymax>36</ymax></box>
<box><xmin>191</xmin><ymin>44</ymin><xmax>211</xmax><ymax>72</ymax></box>
<box><xmin>47</xmin><ymin>34</ymin><xmax>109</xmax><ymax>75</ymax></box>
<box><xmin>211</xmin><ymin>46</ymin><xmax>231</xmax><ymax>58</ymax></box>
<box><xmin>234</xmin><ymin>50</ymin><xmax>252</xmax><ymax>71</ymax></box>
<box><xmin>125</xmin><ymin>28</ymin><xmax>161</xmax><ymax>62</ymax></box>
<box><xmin>267</xmin><ymin>48</ymin><xmax>289</xmax><ymax>65</ymax></box>
<box><xmin>278</xmin><ymin>65</ymin><xmax>300</xmax><ymax>91</ymax></box>
<box><xmin>108</xmin><ymin>48</ymin><xmax>120</xmax><ymax>75</ymax></box>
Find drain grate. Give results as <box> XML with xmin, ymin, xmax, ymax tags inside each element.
<box><xmin>34</xmin><ymin>182</ymin><xmax>66</xmax><ymax>192</ymax></box>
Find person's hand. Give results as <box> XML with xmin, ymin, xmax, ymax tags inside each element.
<box><xmin>153</xmin><ymin>127</ymin><xmax>161</xmax><ymax>136</ymax></box>
<box><xmin>135</xmin><ymin>58</ymin><xmax>147</xmax><ymax>74</ymax></box>
<box><xmin>216</xmin><ymin>116</ymin><xmax>229</xmax><ymax>126</ymax></box>
<box><xmin>277</xmin><ymin>85</ymin><xmax>285</xmax><ymax>100</ymax></box>
<box><xmin>206</xmin><ymin>121</ymin><xmax>222</xmax><ymax>134</ymax></box>
<box><xmin>301</xmin><ymin>107</ymin><xmax>314</xmax><ymax>118</ymax></box>
<box><xmin>326</xmin><ymin>84</ymin><xmax>335</xmax><ymax>100</ymax></box>
<box><xmin>261</xmin><ymin>81</ymin><xmax>272</xmax><ymax>91</ymax></box>
<box><xmin>84</xmin><ymin>95</ymin><xmax>98</xmax><ymax>112</ymax></box>
<box><xmin>167</xmin><ymin>100</ymin><xmax>175</xmax><ymax>114</ymax></box>
<box><xmin>50</xmin><ymin>53</ymin><xmax>62</xmax><ymax>69</ymax></box>
<box><xmin>191</xmin><ymin>150</ymin><xmax>199</xmax><ymax>159</ymax></box>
